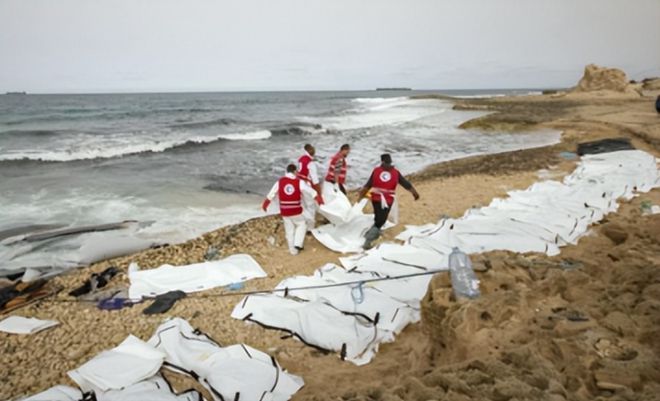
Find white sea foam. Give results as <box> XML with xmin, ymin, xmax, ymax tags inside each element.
<box><xmin>297</xmin><ymin>98</ymin><xmax>561</xmax><ymax>189</ymax></box>
<box><xmin>351</xmin><ymin>97</ymin><xmax>409</xmax><ymax>104</ymax></box>
<box><xmin>217</xmin><ymin>130</ymin><xmax>272</xmax><ymax>141</ymax></box>
<box><xmin>299</xmin><ymin>97</ymin><xmax>444</xmax><ymax>131</ymax></box>
<box><xmin>0</xmin><ymin>130</ymin><xmax>272</xmax><ymax>162</ymax></box>
<box><xmin>0</xmin><ymin>188</ymin><xmax>264</xmax><ymax>272</ymax></box>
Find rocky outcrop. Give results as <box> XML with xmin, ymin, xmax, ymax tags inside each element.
<box><xmin>574</xmin><ymin>64</ymin><xmax>630</xmax><ymax>92</ymax></box>
<box><xmin>641</xmin><ymin>77</ymin><xmax>660</xmax><ymax>98</ymax></box>
<box><xmin>642</xmin><ymin>77</ymin><xmax>660</xmax><ymax>91</ymax></box>
<box><xmin>569</xmin><ymin>64</ymin><xmax>640</xmax><ymax>98</ymax></box>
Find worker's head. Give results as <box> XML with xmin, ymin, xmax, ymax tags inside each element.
<box><xmin>380</xmin><ymin>153</ymin><xmax>393</xmax><ymax>167</ymax></box>
<box><xmin>286</xmin><ymin>163</ymin><xmax>297</xmax><ymax>174</ymax></box>
<box><xmin>340</xmin><ymin>144</ymin><xmax>350</xmax><ymax>157</ymax></box>
<box><xmin>304</xmin><ymin>143</ymin><xmax>315</xmax><ymax>156</ymax></box>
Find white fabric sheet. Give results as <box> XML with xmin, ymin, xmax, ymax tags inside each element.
<box><xmin>232</xmin><ymin>294</ymin><xmax>393</xmax><ymax>365</ymax></box>
<box><xmin>302</xmin><ymin>196</ymin><xmax>317</xmax><ymax>230</ymax></box>
<box><xmin>232</xmin><ymin>150</ymin><xmax>659</xmax><ymax>368</ymax></box>
<box><xmin>318</xmin><ymin>186</ymin><xmax>366</xmax><ymax>226</ymax></box>
<box><xmin>149</xmin><ymin>318</ymin><xmax>303</xmax><ymax>401</ymax></box>
<box><xmin>340</xmin><ymin>243</ymin><xmax>446</xmax><ymax>272</ymax></box>
<box><xmin>21</xmin><ymin>386</ymin><xmax>82</xmax><ymax>401</ymax></box>
<box><xmin>128</xmin><ymin>254</ymin><xmax>266</xmax><ymax>300</ymax></box>
<box><xmin>274</xmin><ymin>274</ymin><xmax>419</xmax><ymax>334</ymax></box>
<box><xmin>397</xmin><ymin>150</ymin><xmax>660</xmax><ymax>257</ymax></box>
<box><xmin>0</xmin><ymin>316</ymin><xmax>59</xmax><ymax>334</ymax></box>
<box><xmin>312</xmin><ymin>214</ymin><xmax>375</xmax><ymax>254</ymax></box>
<box><xmin>313</xmin><ymin>196</ymin><xmax>394</xmax><ymax>253</ymax></box>
<box><xmin>68</xmin><ymin>335</ymin><xmax>166</xmax><ymax>392</ymax></box>
<box><xmin>23</xmin><ymin>377</ymin><xmax>201</xmax><ymax>401</ymax></box>
<box><xmin>316</xmin><ymin>263</ymin><xmax>434</xmax><ymax>309</ymax></box>
<box><xmin>316</xmin><ymin>186</ymin><xmax>383</xmax><ymax>253</ymax></box>
<box><xmin>26</xmin><ymin>318</ymin><xmax>302</xmax><ymax>401</ymax></box>
<box><xmin>95</xmin><ymin>376</ymin><xmax>201</xmax><ymax>401</ymax></box>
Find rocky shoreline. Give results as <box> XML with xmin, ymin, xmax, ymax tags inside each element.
<box><xmin>2</xmin><ymin>69</ymin><xmax>660</xmax><ymax>400</ymax></box>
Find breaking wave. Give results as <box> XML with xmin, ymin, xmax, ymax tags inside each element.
<box><xmin>0</xmin><ymin>130</ymin><xmax>273</xmax><ymax>162</ymax></box>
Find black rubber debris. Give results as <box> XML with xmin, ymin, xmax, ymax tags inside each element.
<box><xmin>143</xmin><ymin>290</ymin><xmax>187</xmax><ymax>315</ymax></box>
<box><xmin>577</xmin><ymin>138</ymin><xmax>634</xmax><ymax>155</ymax></box>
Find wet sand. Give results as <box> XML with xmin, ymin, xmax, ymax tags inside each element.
<box><xmin>2</xmin><ymin>91</ymin><xmax>660</xmax><ymax>401</ymax></box>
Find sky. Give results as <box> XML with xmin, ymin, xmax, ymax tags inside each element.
<box><xmin>1</xmin><ymin>0</ymin><xmax>659</xmax><ymax>93</ymax></box>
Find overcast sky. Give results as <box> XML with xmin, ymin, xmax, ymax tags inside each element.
<box><xmin>1</xmin><ymin>0</ymin><xmax>659</xmax><ymax>93</ymax></box>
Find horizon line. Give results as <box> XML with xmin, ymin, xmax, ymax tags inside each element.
<box><xmin>2</xmin><ymin>86</ymin><xmax>566</xmax><ymax>96</ymax></box>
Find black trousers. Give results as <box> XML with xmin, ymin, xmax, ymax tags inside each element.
<box><xmin>372</xmin><ymin>200</ymin><xmax>390</xmax><ymax>229</ymax></box>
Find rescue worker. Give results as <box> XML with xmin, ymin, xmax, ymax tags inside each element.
<box><xmin>297</xmin><ymin>144</ymin><xmax>323</xmax><ymax>230</ymax></box>
<box><xmin>324</xmin><ymin>144</ymin><xmax>350</xmax><ymax>195</ymax></box>
<box><xmin>262</xmin><ymin>164</ymin><xmax>321</xmax><ymax>255</ymax></box>
<box><xmin>358</xmin><ymin>153</ymin><xmax>420</xmax><ymax>249</ymax></box>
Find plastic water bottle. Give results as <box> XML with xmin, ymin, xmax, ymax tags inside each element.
<box><xmin>448</xmin><ymin>247</ymin><xmax>480</xmax><ymax>299</ymax></box>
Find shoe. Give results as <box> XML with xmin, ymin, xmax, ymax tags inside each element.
<box><xmin>69</xmin><ymin>266</ymin><xmax>119</xmax><ymax>297</ymax></box>
<box><xmin>295</xmin><ymin>246</ymin><xmax>304</xmax><ymax>251</ymax></box>
<box><xmin>289</xmin><ymin>248</ymin><xmax>299</xmax><ymax>256</ymax></box>
<box><xmin>363</xmin><ymin>226</ymin><xmax>381</xmax><ymax>250</ymax></box>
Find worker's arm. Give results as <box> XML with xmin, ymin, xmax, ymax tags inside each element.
<box><xmin>358</xmin><ymin>173</ymin><xmax>374</xmax><ymax>199</ymax></box>
<box><xmin>398</xmin><ymin>173</ymin><xmax>420</xmax><ymax>200</ymax></box>
<box><xmin>262</xmin><ymin>182</ymin><xmax>279</xmax><ymax>211</ymax></box>
<box><xmin>312</xmin><ymin>183</ymin><xmax>323</xmax><ymax>201</ymax></box>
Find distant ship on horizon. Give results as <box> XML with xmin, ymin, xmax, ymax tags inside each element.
<box><xmin>5</xmin><ymin>91</ymin><xmax>28</xmax><ymax>95</ymax></box>
<box><xmin>376</xmin><ymin>87</ymin><xmax>412</xmax><ymax>91</ymax></box>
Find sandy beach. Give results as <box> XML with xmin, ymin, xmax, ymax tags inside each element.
<box><xmin>2</xmin><ymin>70</ymin><xmax>660</xmax><ymax>401</ymax></box>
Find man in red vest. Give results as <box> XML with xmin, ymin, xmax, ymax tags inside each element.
<box><xmin>324</xmin><ymin>144</ymin><xmax>350</xmax><ymax>195</ymax></box>
<box><xmin>358</xmin><ymin>153</ymin><xmax>420</xmax><ymax>249</ymax></box>
<box><xmin>262</xmin><ymin>164</ymin><xmax>321</xmax><ymax>255</ymax></box>
<box><xmin>297</xmin><ymin>144</ymin><xmax>323</xmax><ymax>230</ymax></box>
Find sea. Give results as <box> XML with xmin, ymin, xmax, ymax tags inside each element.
<box><xmin>0</xmin><ymin>90</ymin><xmax>560</xmax><ymax>272</ymax></box>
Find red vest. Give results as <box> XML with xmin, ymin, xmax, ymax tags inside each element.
<box><xmin>278</xmin><ymin>176</ymin><xmax>303</xmax><ymax>217</ymax></box>
<box><xmin>325</xmin><ymin>152</ymin><xmax>347</xmax><ymax>185</ymax></box>
<box><xmin>371</xmin><ymin>166</ymin><xmax>399</xmax><ymax>206</ymax></box>
<box><xmin>296</xmin><ymin>154</ymin><xmax>312</xmax><ymax>183</ymax></box>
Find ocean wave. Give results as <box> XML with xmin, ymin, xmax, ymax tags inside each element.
<box><xmin>269</xmin><ymin>122</ymin><xmax>324</xmax><ymax>136</ymax></box>
<box><xmin>216</xmin><ymin>130</ymin><xmax>272</xmax><ymax>141</ymax></box>
<box><xmin>2</xmin><ymin>113</ymin><xmax>96</xmax><ymax>126</ymax></box>
<box><xmin>0</xmin><ymin>130</ymin><xmax>273</xmax><ymax>162</ymax></box>
<box><xmin>350</xmin><ymin>96</ymin><xmax>421</xmax><ymax>113</ymax></box>
<box><xmin>298</xmin><ymin>97</ymin><xmax>443</xmax><ymax>131</ymax></box>
<box><xmin>0</xmin><ymin>129</ymin><xmax>64</xmax><ymax>137</ymax></box>
<box><xmin>2</xmin><ymin>107</ymin><xmax>223</xmax><ymax>126</ymax></box>
<box><xmin>168</xmin><ymin>117</ymin><xmax>239</xmax><ymax>129</ymax></box>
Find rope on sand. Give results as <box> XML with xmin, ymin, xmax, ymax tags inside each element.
<box><xmin>41</xmin><ymin>269</ymin><xmax>446</xmax><ymax>304</ymax></box>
